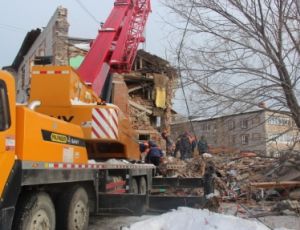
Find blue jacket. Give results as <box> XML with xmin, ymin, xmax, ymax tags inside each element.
<box><xmin>148</xmin><ymin>146</ymin><xmax>163</xmax><ymax>158</ymax></box>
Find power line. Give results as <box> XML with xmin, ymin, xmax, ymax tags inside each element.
<box><xmin>0</xmin><ymin>23</ymin><xmax>27</xmax><ymax>32</ymax></box>
<box><xmin>176</xmin><ymin>0</ymin><xmax>197</xmax><ymax>137</ymax></box>
<box><xmin>74</xmin><ymin>0</ymin><xmax>101</xmax><ymax>25</ymax></box>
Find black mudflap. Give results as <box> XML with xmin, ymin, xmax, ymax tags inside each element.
<box><xmin>149</xmin><ymin>195</ymin><xmax>206</xmax><ymax>211</ymax></box>
<box><xmin>149</xmin><ymin>175</ymin><xmax>215</xmax><ymax>212</ymax></box>
<box><xmin>97</xmin><ymin>193</ymin><xmax>147</xmax><ymax>215</ymax></box>
<box><xmin>152</xmin><ymin>177</ymin><xmax>204</xmax><ymax>189</ymax></box>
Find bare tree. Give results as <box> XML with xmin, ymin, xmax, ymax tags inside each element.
<box><xmin>164</xmin><ymin>0</ymin><xmax>300</xmax><ymax>129</ymax></box>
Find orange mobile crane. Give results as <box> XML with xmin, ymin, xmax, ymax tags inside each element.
<box><xmin>0</xmin><ymin>1</ymin><xmax>213</xmax><ymax>229</ymax></box>
<box><xmin>0</xmin><ymin>1</ymin><xmax>153</xmax><ymax>229</ymax></box>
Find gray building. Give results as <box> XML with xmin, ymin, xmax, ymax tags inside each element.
<box><xmin>171</xmin><ymin>110</ymin><xmax>300</xmax><ymax>156</ymax></box>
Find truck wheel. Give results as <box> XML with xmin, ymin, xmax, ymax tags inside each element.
<box><xmin>139</xmin><ymin>177</ymin><xmax>147</xmax><ymax>195</ymax></box>
<box><xmin>13</xmin><ymin>192</ymin><xmax>55</xmax><ymax>230</ymax></box>
<box><xmin>130</xmin><ymin>178</ymin><xmax>139</xmax><ymax>194</ymax></box>
<box><xmin>56</xmin><ymin>186</ymin><xmax>89</xmax><ymax>230</ymax></box>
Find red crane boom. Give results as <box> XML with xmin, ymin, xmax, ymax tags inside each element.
<box><xmin>77</xmin><ymin>0</ymin><xmax>151</xmax><ymax>96</ymax></box>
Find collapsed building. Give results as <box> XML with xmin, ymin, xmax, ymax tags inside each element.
<box><xmin>3</xmin><ymin>6</ymin><xmax>177</xmax><ymax>148</ymax></box>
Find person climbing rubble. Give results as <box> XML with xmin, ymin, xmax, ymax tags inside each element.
<box><xmin>161</xmin><ymin>130</ymin><xmax>175</xmax><ymax>156</ymax></box>
<box><xmin>174</xmin><ymin>131</ymin><xmax>193</xmax><ymax>160</ymax></box>
<box><xmin>145</xmin><ymin>141</ymin><xmax>163</xmax><ymax>166</ymax></box>
<box><xmin>139</xmin><ymin>141</ymin><xmax>150</xmax><ymax>162</ymax></box>
<box><xmin>198</xmin><ymin>135</ymin><xmax>209</xmax><ymax>155</ymax></box>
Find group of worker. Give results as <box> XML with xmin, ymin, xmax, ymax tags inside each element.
<box><xmin>140</xmin><ymin>130</ymin><xmax>209</xmax><ymax>166</ymax></box>
<box><xmin>167</xmin><ymin>131</ymin><xmax>209</xmax><ymax>159</ymax></box>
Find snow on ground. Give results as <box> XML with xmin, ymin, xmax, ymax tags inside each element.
<box><xmin>122</xmin><ymin>207</ymin><xmax>292</xmax><ymax>230</ymax></box>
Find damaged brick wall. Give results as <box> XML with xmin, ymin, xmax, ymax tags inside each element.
<box><xmin>52</xmin><ymin>7</ymin><xmax>69</xmax><ymax>66</ymax></box>
<box><xmin>126</xmin><ymin>50</ymin><xmax>178</xmax><ymax>148</ymax></box>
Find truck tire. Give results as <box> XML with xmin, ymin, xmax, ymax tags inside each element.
<box><xmin>130</xmin><ymin>178</ymin><xmax>139</xmax><ymax>194</ymax></box>
<box><xmin>139</xmin><ymin>177</ymin><xmax>147</xmax><ymax>194</ymax></box>
<box><xmin>13</xmin><ymin>192</ymin><xmax>56</xmax><ymax>230</ymax></box>
<box><xmin>56</xmin><ymin>186</ymin><xmax>89</xmax><ymax>230</ymax></box>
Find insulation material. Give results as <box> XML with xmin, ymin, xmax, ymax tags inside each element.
<box><xmin>153</xmin><ymin>73</ymin><xmax>168</xmax><ymax>109</ymax></box>
<box><xmin>155</xmin><ymin>87</ymin><xmax>166</xmax><ymax>109</ymax></box>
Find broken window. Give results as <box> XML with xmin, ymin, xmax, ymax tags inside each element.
<box><xmin>139</xmin><ymin>134</ymin><xmax>150</xmax><ymax>141</ymax></box>
<box><xmin>21</xmin><ymin>65</ymin><xmax>25</xmax><ymax>89</ymax></box>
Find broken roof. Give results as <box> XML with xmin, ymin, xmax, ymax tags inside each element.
<box><xmin>7</xmin><ymin>29</ymin><xmax>41</xmax><ymax>71</ymax></box>
<box><xmin>137</xmin><ymin>49</ymin><xmax>170</xmax><ymax>67</ymax></box>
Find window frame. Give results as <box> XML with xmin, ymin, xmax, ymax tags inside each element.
<box><xmin>241</xmin><ymin>134</ymin><xmax>249</xmax><ymax>145</ymax></box>
<box><xmin>0</xmin><ymin>80</ymin><xmax>11</xmax><ymax>131</ymax></box>
<box><xmin>228</xmin><ymin>120</ymin><xmax>235</xmax><ymax>130</ymax></box>
<box><xmin>241</xmin><ymin>119</ymin><xmax>248</xmax><ymax>129</ymax></box>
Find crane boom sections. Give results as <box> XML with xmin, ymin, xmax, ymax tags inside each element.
<box><xmin>77</xmin><ymin>0</ymin><xmax>151</xmax><ymax>96</ymax></box>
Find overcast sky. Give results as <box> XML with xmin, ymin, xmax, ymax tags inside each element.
<box><xmin>0</xmin><ymin>0</ymin><xmax>187</xmax><ymax>114</ymax></box>
<box><xmin>0</xmin><ymin>0</ymin><xmax>172</xmax><ymax>68</ymax></box>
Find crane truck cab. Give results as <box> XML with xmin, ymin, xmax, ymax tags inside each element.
<box><xmin>0</xmin><ymin>71</ymin><xmax>18</xmax><ymax>228</ymax></box>
<box><xmin>0</xmin><ymin>70</ymin><xmax>91</xmax><ymax>229</ymax></box>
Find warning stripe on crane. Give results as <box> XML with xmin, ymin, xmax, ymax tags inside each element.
<box><xmin>92</xmin><ymin>108</ymin><xmax>118</xmax><ymax>139</ymax></box>
<box><xmin>32</xmin><ymin>70</ymin><xmax>70</xmax><ymax>75</ymax></box>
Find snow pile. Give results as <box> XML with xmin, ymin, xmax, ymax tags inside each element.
<box><xmin>123</xmin><ymin>207</ymin><xmax>290</xmax><ymax>230</ymax></box>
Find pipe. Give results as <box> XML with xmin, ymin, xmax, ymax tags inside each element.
<box><xmin>28</xmin><ymin>100</ymin><xmax>41</xmax><ymax>110</ymax></box>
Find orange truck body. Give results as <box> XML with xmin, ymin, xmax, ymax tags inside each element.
<box><xmin>0</xmin><ymin>70</ymin><xmax>154</xmax><ymax>230</ymax></box>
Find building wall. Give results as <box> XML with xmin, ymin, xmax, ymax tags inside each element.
<box><xmin>264</xmin><ymin>111</ymin><xmax>300</xmax><ymax>156</ymax></box>
<box><xmin>16</xmin><ymin>7</ymin><xmax>69</xmax><ymax>103</ymax></box>
<box><xmin>189</xmin><ymin>111</ymin><xmax>266</xmax><ymax>154</ymax></box>
<box><xmin>171</xmin><ymin>110</ymin><xmax>300</xmax><ymax>156</ymax></box>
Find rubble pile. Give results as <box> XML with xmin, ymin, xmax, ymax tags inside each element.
<box><xmin>157</xmin><ymin>152</ymin><xmax>300</xmax><ymax>215</ymax></box>
<box><xmin>158</xmin><ymin>156</ymin><xmax>206</xmax><ymax>178</ymax></box>
<box><xmin>207</xmin><ymin>153</ymin><xmax>278</xmax><ymax>199</ymax></box>
<box><xmin>265</xmin><ymin>154</ymin><xmax>300</xmax><ymax>182</ymax></box>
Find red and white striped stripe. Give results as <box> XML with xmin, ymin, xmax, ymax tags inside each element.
<box><xmin>22</xmin><ymin>161</ymin><xmax>155</xmax><ymax>170</ymax></box>
<box><xmin>32</xmin><ymin>70</ymin><xmax>70</xmax><ymax>75</ymax></box>
<box><xmin>92</xmin><ymin>108</ymin><xmax>119</xmax><ymax>139</ymax></box>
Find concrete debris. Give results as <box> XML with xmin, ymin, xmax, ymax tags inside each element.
<box><xmin>158</xmin><ymin>156</ymin><xmax>206</xmax><ymax>178</ymax></box>
<box><xmin>157</xmin><ymin>152</ymin><xmax>300</xmax><ymax>217</ymax></box>
<box><xmin>272</xmin><ymin>200</ymin><xmax>300</xmax><ymax>214</ymax></box>
<box><xmin>289</xmin><ymin>188</ymin><xmax>300</xmax><ymax>200</ymax></box>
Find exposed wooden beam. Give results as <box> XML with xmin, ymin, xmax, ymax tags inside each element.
<box><xmin>128</xmin><ymin>85</ymin><xmax>143</xmax><ymax>93</ymax></box>
<box><xmin>250</xmin><ymin>181</ymin><xmax>300</xmax><ymax>189</ymax></box>
<box><xmin>129</xmin><ymin>100</ymin><xmax>152</xmax><ymax>114</ymax></box>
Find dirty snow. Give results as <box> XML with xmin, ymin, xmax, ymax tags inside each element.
<box><xmin>122</xmin><ymin>207</ymin><xmax>293</xmax><ymax>230</ymax></box>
